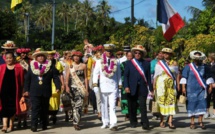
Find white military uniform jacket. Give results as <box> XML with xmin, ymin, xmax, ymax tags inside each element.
<box><xmin>93</xmin><ymin>57</ymin><xmax>122</xmax><ymax>93</ymax></box>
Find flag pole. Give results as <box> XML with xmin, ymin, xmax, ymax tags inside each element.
<box><xmin>51</xmin><ymin>0</ymin><xmax>56</xmax><ymax>50</ymax></box>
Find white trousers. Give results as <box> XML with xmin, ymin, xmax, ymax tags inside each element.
<box><xmin>95</xmin><ymin>88</ymin><xmax>101</xmax><ymax>113</ymax></box>
<box><xmin>101</xmin><ymin>90</ymin><xmax>117</xmax><ymax>126</ymax></box>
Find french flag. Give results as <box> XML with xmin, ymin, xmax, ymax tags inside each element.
<box><xmin>157</xmin><ymin>0</ymin><xmax>185</xmax><ymax>41</ymax></box>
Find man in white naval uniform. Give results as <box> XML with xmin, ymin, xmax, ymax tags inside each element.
<box><xmin>93</xmin><ymin>44</ymin><xmax>122</xmax><ymax>131</ymax></box>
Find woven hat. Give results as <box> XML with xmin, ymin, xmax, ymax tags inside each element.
<box><xmin>123</xmin><ymin>45</ymin><xmax>131</xmax><ymax>52</ymax></box>
<box><xmin>161</xmin><ymin>48</ymin><xmax>173</xmax><ymax>54</ymax></box>
<box><xmin>1</xmin><ymin>41</ymin><xmax>17</xmax><ymax>49</ymax></box>
<box><xmin>16</xmin><ymin>48</ymin><xmax>31</xmax><ymax>54</ymax></box>
<box><xmin>131</xmin><ymin>45</ymin><xmax>147</xmax><ymax>54</ymax></box>
<box><xmin>103</xmin><ymin>44</ymin><xmax>115</xmax><ymax>51</ymax></box>
<box><xmin>32</xmin><ymin>48</ymin><xmax>48</xmax><ymax>59</ymax></box>
<box><xmin>189</xmin><ymin>50</ymin><xmax>206</xmax><ymax>61</ymax></box>
<box><xmin>93</xmin><ymin>45</ymin><xmax>104</xmax><ymax>52</ymax></box>
<box><xmin>71</xmin><ymin>51</ymin><xmax>83</xmax><ymax>57</ymax></box>
<box><xmin>47</xmin><ymin>50</ymin><xmax>56</xmax><ymax>55</ymax></box>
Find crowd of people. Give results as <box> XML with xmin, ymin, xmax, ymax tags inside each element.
<box><xmin>0</xmin><ymin>40</ymin><xmax>215</xmax><ymax>133</ymax></box>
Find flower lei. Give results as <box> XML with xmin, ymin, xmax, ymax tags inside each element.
<box><xmin>101</xmin><ymin>53</ymin><xmax>117</xmax><ymax>78</ymax></box>
<box><xmin>30</xmin><ymin>60</ymin><xmax>52</xmax><ymax>76</ymax></box>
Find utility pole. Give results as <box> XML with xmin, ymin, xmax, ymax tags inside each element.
<box><xmin>51</xmin><ymin>0</ymin><xmax>56</xmax><ymax>50</ymax></box>
<box><xmin>24</xmin><ymin>13</ymin><xmax>30</xmax><ymax>46</ymax></box>
<box><xmin>131</xmin><ymin>0</ymin><xmax>134</xmax><ymax>25</ymax></box>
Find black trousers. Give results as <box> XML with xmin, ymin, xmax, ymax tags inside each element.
<box><xmin>207</xmin><ymin>88</ymin><xmax>215</xmax><ymax>109</ymax></box>
<box><xmin>31</xmin><ymin>96</ymin><xmax>50</xmax><ymax>127</ymax></box>
<box><xmin>89</xmin><ymin>90</ymin><xmax>97</xmax><ymax>111</ymax></box>
<box><xmin>127</xmin><ymin>90</ymin><xmax>149</xmax><ymax>126</ymax></box>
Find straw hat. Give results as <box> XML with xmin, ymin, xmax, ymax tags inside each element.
<box><xmin>161</xmin><ymin>48</ymin><xmax>173</xmax><ymax>54</ymax></box>
<box><xmin>131</xmin><ymin>45</ymin><xmax>147</xmax><ymax>54</ymax></box>
<box><xmin>103</xmin><ymin>44</ymin><xmax>115</xmax><ymax>51</ymax></box>
<box><xmin>47</xmin><ymin>50</ymin><xmax>56</xmax><ymax>55</ymax></box>
<box><xmin>1</xmin><ymin>41</ymin><xmax>17</xmax><ymax>49</ymax></box>
<box><xmin>189</xmin><ymin>50</ymin><xmax>206</xmax><ymax>61</ymax></box>
<box><xmin>32</xmin><ymin>48</ymin><xmax>48</xmax><ymax>59</ymax></box>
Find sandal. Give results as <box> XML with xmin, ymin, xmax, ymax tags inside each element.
<box><xmin>7</xmin><ymin>125</ymin><xmax>13</xmax><ymax>133</ymax></box>
<box><xmin>1</xmin><ymin>126</ymin><xmax>7</xmax><ymax>133</ymax></box>
<box><xmin>168</xmin><ymin>122</ymin><xmax>176</xmax><ymax>129</ymax></box>
<box><xmin>74</xmin><ymin>125</ymin><xmax>81</xmax><ymax>131</ymax></box>
<box><xmin>199</xmin><ymin>122</ymin><xmax>206</xmax><ymax>130</ymax></box>
<box><xmin>160</xmin><ymin>122</ymin><xmax>166</xmax><ymax>128</ymax></box>
<box><xmin>190</xmin><ymin>123</ymin><xmax>196</xmax><ymax>129</ymax></box>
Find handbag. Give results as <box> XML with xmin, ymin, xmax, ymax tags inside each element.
<box><xmin>179</xmin><ymin>94</ymin><xmax>187</xmax><ymax>104</ymax></box>
<box><xmin>19</xmin><ymin>97</ymin><xmax>27</xmax><ymax>112</ymax></box>
<box><xmin>151</xmin><ymin>101</ymin><xmax>159</xmax><ymax>113</ymax></box>
<box><xmin>60</xmin><ymin>92</ymin><xmax>72</xmax><ymax>111</ymax></box>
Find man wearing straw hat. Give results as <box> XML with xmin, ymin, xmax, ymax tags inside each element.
<box><xmin>23</xmin><ymin>48</ymin><xmax>60</xmax><ymax>132</ymax></box>
<box><xmin>124</xmin><ymin>45</ymin><xmax>152</xmax><ymax>130</ymax></box>
<box><xmin>93</xmin><ymin>44</ymin><xmax>122</xmax><ymax>131</ymax></box>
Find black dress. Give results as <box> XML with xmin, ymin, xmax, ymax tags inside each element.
<box><xmin>1</xmin><ymin>67</ymin><xmax>16</xmax><ymax>118</ymax></box>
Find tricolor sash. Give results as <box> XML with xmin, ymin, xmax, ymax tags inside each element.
<box><xmin>131</xmin><ymin>59</ymin><xmax>149</xmax><ymax>90</ymax></box>
<box><xmin>188</xmin><ymin>63</ymin><xmax>206</xmax><ymax>89</ymax></box>
<box><xmin>158</xmin><ymin>60</ymin><xmax>175</xmax><ymax>80</ymax></box>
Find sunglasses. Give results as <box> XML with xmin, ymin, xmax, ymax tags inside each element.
<box><xmin>134</xmin><ymin>52</ymin><xmax>142</xmax><ymax>55</ymax></box>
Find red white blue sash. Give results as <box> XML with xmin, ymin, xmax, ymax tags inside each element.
<box><xmin>131</xmin><ymin>59</ymin><xmax>149</xmax><ymax>90</ymax></box>
<box><xmin>188</xmin><ymin>63</ymin><xmax>206</xmax><ymax>89</ymax></box>
<box><xmin>158</xmin><ymin>60</ymin><xmax>175</xmax><ymax>80</ymax></box>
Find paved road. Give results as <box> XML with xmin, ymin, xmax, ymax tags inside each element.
<box><xmin>1</xmin><ymin>102</ymin><xmax>214</xmax><ymax>134</ymax></box>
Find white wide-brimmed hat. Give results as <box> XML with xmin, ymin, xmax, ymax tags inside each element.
<box><xmin>161</xmin><ymin>48</ymin><xmax>173</xmax><ymax>54</ymax></box>
<box><xmin>32</xmin><ymin>48</ymin><xmax>48</xmax><ymax>59</ymax></box>
<box><xmin>1</xmin><ymin>41</ymin><xmax>17</xmax><ymax>49</ymax></box>
<box><xmin>189</xmin><ymin>50</ymin><xmax>206</xmax><ymax>61</ymax></box>
<box><xmin>131</xmin><ymin>45</ymin><xmax>147</xmax><ymax>54</ymax></box>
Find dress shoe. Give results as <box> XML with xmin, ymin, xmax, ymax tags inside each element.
<box><xmin>42</xmin><ymin>126</ymin><xmax>47</xmax><ymax>130</ymax></box>
<box><xmin>142</xmin><ymin>124</ymin><xmax>150</xmax><ymax>130</ymax></box>
<box><xmin>31</xmin><ymin>126</ymin><xmax>37</xmax><ymax>132</ymax></box>
<box><xmin>100</xmin><ymin>125</ymin><xmax>108</xmax><ymax>129</ymax></box>
<box><xmin>130</xmin><ymin>124</ymin><xmax>137</xmax><ymax>128</ymax></box>
<box><xmin>109</xmin><ymin>125</ymin><xmax>118</xmax><ymax>131</ymax></box>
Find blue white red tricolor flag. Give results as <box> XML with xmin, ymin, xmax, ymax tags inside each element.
<box><xmin>157</xmin><ymin>0</ymin><xmax>185</xmax><ymax>41</ymax></box>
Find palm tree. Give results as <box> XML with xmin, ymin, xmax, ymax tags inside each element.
<box><xmin>35</xmin><ymin>3</ymin><xmax>52</xmax><ymax>31</ymax></box>
<box><xmin>81</xmin><ymin>0</ymin><xmax>94</xmax><ymax>26</ymax></box>
<box><xmin>57</xmin><ymin>2</ymin><xmax>72</xmax><ymax>33</ymax></box>
<box><xmin>71</xmin><ymin>2</ymin><xmax>82</xmax><ymax>30</ymax></box>
<box><xmin>95</xmin><ymin>0</ymin><xmax>111</xmax><ymax>33</ymax></box>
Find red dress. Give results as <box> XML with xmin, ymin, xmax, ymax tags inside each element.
<box><xmin>0</xmin><ymin>64</ymin><xmax>24</xmax><ymax>116</ymax></box>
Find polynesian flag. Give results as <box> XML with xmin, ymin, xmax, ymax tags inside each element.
<box><xmin>157</xmin><ymin>0</ymin><xmax>185</xmax><ymax>41</ymax></box>
<box><xmin>11</xmin><ymin>0</ymin><xmax>23</xmax><ymax>12</ymax></box>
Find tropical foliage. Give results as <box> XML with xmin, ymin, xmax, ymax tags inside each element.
<box><xmin>0</xmin><ymin>0</ymin><xmax>215</xmax><ymax>66</ymax></box>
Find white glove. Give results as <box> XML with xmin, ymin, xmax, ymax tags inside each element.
<box><xmin>93</xmin><ymin>87</ymin><xmax>99</xmax><ymax>93</ymax></box>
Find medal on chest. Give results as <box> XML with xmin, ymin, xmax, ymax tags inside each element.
<box><xmin>38</xmin><ymin>76</ymin><xmax>43</xmax><ymax>85</ymax></box>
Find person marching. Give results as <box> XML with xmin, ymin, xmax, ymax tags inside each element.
<box><xmin>23</xmin><ymin>48</ymin><xmax>60</xmax><ymax>132</ymax></box>
<box><xmin>124</xmin><ymin>45</ymin><xmax>152</xmax><ymax>130</ymax></box>
<box><xmin>16</xmin><ymin>48</ymin><xmax>31</xmax><ymax>129</ymax></box>
<box><xmin>65</xmin><ymin>51</ymin><xmax>88</xmax><ymax>130</ymax></box>
<box><xmin>90</xmin><ymin>45</ymin><xmax>104</xmax><ymax>119</ymax></box>
<box><xmin>93</xmin><ymin>44</ymin><xmax>122</xmax><ymax>131</ymax></box>
<box><xmin>47</xmin><ymin>50</ymin><xmax>64</xmax><ymax>125</ymax></box>
<box><xmin>0</xmin><ymin>42</ymin><xmax>24</xmax><ymax>133</ymax></box>
<box><xmin>153</xmin><ymin>48</ymin><xmax>179</xmax><ymax>129</ymax></box>
<box><xmin>181</xmin><ymin>51</ymin><xmax>214</xmax><ymax>129</ymax></box>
